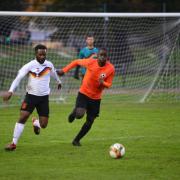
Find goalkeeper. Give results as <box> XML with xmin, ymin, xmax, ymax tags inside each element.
<box><xmin>57</xmin><ymin>48</ymin><xmax>115</xmax><ymax>146</ymax></box>
<box><xmin>73</xmin><ymin>34</ymin><xmax>99</xmax><ymax>80</ymax></box>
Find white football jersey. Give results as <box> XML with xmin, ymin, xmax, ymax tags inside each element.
<box><xmin>9</xmin><ymin>59</ymin><xmax>61</xmax><ymax>96</ymax></box>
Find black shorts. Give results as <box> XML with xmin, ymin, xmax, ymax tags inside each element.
<box><xmin>75</xmin><ymin>92</ymin><xmax>101</xmax><ymax>118</ymax></box>
<box><xmin>20</xmin><ymin>93</ymin><xmax>49</xmax><ymax>117</ymax></box>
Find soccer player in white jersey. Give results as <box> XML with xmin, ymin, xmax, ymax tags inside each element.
<box><xmin>3</xmin><ymin>44</ymin><xmax>62</xmax><ymax>151</ymax></box>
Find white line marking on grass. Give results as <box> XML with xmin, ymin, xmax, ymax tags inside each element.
<box><xmin>49</xmin><ymin>135</ymin><xmax>164</xmax><ymax>143</ymax></box>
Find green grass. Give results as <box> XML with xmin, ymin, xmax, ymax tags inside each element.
<box><xmin>0</xmin><ymin>97</ymin><xmax>180</xmax><ymax>180</ymax></box>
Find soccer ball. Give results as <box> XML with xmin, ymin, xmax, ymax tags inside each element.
<box><xmin>109</xmin><ymin>143</ymin><xmax>125</xmax><ymax>159</ymax></box>
<box><xmin>100</xmin><ymin>73</ymin><xmax>106</xmax><ymax>79</ymax></box>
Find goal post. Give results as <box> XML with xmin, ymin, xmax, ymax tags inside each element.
<box><xmin>0</xmin><ymin>11</ymin><xmax>180</xmax><ymax>106</ymax></box>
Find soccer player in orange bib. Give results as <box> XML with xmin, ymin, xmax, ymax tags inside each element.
<box><xmin>57</xmin><ymin>48</ymin><xmax>115</xmax><ymax>146</ymax></box>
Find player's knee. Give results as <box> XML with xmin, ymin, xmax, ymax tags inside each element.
<box><xmin>18</xmin><ymin>112</ymin><xmax>31</xmax><ymax>124</ymax></box>
<box><xmin>40</xmin><ymin>122</ymin><xmax>47</xmax><ymax>128</ymax></box>
<box><xmin>39</xmin><ymin>117</ymin><xmax>48</xmax><ymax>128</ymax></box>
<box><xmin>76</xmin><ymin>113</ymin><xmax>84</xmax><ymax>119</ymax></box>
<box><xmin>75</xmin><ymin>108</ymin><xmax>85</xmax><ymax>119</ymax></box>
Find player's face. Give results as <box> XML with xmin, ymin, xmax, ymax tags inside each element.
<box><xmin>36</xmin><ymin>49</ymin><xmax>47</xmax><ymax>64</ymax></box>
<box><xmin>97</xmin><ymin>50</ymin><xmax>108</xmax><ymax>67</ymax></box>
<box><xmin>86</xmin><ymin>37</ymin><xmax>94</xmax><ymax>47</ymax></box>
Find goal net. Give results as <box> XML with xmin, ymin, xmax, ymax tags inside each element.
<box><xmin>0</xmin><ymin>12</ymin><xmax>180</xmax><ymax>105</ymax></box>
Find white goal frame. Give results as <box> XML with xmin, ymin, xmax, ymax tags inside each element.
<box><xmin>0</xmin><ymin>12</ymin><xmax>180</xmax><ymax>17</ymax></box>
<box><xmin>0</xmin><ymin>11</ymin><xmax>180</xmax><ymax>104</ymax></box>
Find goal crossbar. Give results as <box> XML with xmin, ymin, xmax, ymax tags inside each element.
<box><xmin>0</xmin><ymin>11</ymin><xmax>180</xmax><ymax>17</ymax></box>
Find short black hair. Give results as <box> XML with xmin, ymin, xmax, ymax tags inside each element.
<box><xmin>98</xmin><ymin>48</ymin><xmax>109</xmax><ymax>60</ymax></box>
<box><xmin>86</xmin><ymin>34</ymin><xmax>94</xmax><ymax>39</ymax></box>
<box><xmin>34</xmin><ymin>44</ymin><xmax>47</xmax><ymax>53</ymax></box>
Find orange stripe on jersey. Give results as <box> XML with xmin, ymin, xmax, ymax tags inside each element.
<box><xmin>39</xmin><ymin>67</ymin><xmax>51</xmax><ymax>77</ymax></box>
<box><xmin>29</xmin><ymin>72</ymin><xmax>36</xmax><ymax>78</ymax></box>
<box><xmin>29</xmin><ymin>67</ymin><xmax>51</xmax><ymax>78</ymax></box>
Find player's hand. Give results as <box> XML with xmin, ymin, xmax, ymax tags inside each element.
<box><xmin>99</xmin><ymin>77</ymin><xmax>104</xmax><ymax>85</ymax></box>
<box><xmin>99</xmin><ymin>74</ymin><xmax>106</xmax><ymax>85</ymax></box>
<box><xmin>3</xmin><ymin>91</ymin><xmax>13</xmax><ymax>102</ymax></box>
<box><xmin>57</xmin><ymin>83</ymin><xmax>62</xmax><ymax>90</ymax></box>
<box><xmin>56</xmin><ymin>70</ymin><xmax>64</xmax><ymax>76</ymax></box>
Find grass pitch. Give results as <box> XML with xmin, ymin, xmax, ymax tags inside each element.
<box><xmin>0</xmin><ymin>96</ymin><xmax>180</xmax><ymax>180</ymax></box>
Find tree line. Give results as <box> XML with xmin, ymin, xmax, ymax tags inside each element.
<box><xmin>0</xmin><ymin>0</ymin><xmax>180</xmax><ymax>12</ymax></box>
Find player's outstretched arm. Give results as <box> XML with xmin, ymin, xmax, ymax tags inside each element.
<box><xmin>57</xmin><ymin>59</ymin><xmax>90</xmax><ymax>76</ymax></box>
<box><xmin>3</xmin><ymin>71</ymin><xmax>24</xmax><ymax>102</ymax></box>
